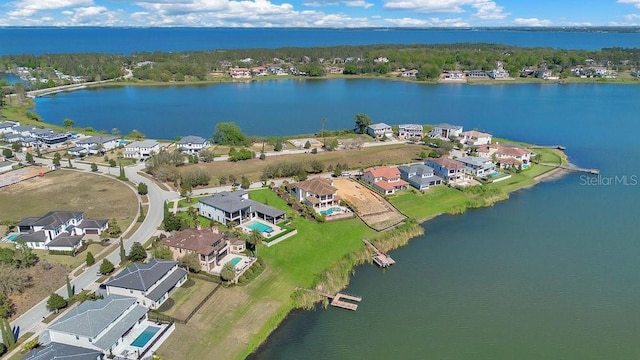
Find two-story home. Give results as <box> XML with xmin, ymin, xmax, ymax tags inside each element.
<box><xmin>456</xmin><ymin>156</ymin><xmax>497</xmax><ymax>177</ymax></box>
<box><xmin>289</xmin><ymin>178</ymin><xmax>339</xmax><ymax>211</ymax></box>
<box><xmin>162</xmin><ymin>228</ymin><xmax>240</xmax><ymax>272</ymax></box>
<box><xmin>76</xmin><ymin>135</ymin><xmax>120</xmax><ymax>155</ymax></box>
<box><xmin>398</xmin><ymin>164</ymin><xmax>442</xmax><ymax>190</ymax></box>
<box><xmin>177</xmin><ymin>136</ymin><xmax>210</xmax><ymax>155</ymax></box>
<box><xmin>424</xmin><ymin>158</ymin><xmax>466</xmax><ymax>183</ymax></box>
<box><xmin>198</xmin><ymin>190</ymin><xmax>286</xmax><ymax>226</ymax></box>
<box><xmin>366</xmin><ymin>123</ymin><xmax>393</xmax><ymax>139</ymax></box>
<box><xmin>398</xmin><ymin>124</ymin><xmax>423</xmax><ymax>140</ymax></box>
<box><xmin>38</xmin><ymin>295</ymin><xmax>168</xmax><ymax>359</ymax></box>
<box><xmin>477</xmin><ymin>144</ymin><xmax>532</xmax><ymax>169</ymax></box>
<box><xmin>0</xmin><ymin>121</ymin><xmax>18</xmax><ymax>135</ymax></box>
<box><xmin>104</xmin><ymin>259</ymin><xmax>188</xmax><ymax>309</ymax></box>
<box><xmin>15</xmin><ymin>211</ymin><xmax>108</xmax><ymax>251</ymax></box>
<box><xmin>123</xmin><ymin>140</ymin><xmax>161</xmax><ymax>160</ymax></box>
<box><xmin>362</xmin><ymin>166</ymin><xmax>408</xmax><ymax>195</ymax></box>
<box><xmin>458</xmin><ymin>130</ymin><xmax>493</xmax><ymax>146</ymax></box>
<box><xmin>428</xmin><ymin>123</ymin><xmax>463</xmax><ymax>140</ymax></box>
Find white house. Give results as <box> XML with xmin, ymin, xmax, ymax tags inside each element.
<box><xmin>398</xmin><ymin>164</ymin><xmax>442</xmax><ymax>190</ymax></box>
<box><xmin>366</xmin><ymin>123</ymin><xmax>393</xmax><ymax>139</ymax></box>
<box><xmin>424</xmin><ymin>157</ymin><xmax>466</xmax><ymax>183</ymax></box>
<box><xmin>15</xmin><ymin>211</ymin><xmax>108</xmax><ymax>251</ymax></box>
<box><xmin>477</xmin><ymin>144</ymin><xmax>532</xmax><ymax>169</ymax></box>
<box><xmin>0</xmin><ymin>121</ymin><xmax>18</xmax><ymax>135</ymax></box>
<box><xmin>76</xmin><ymin>135</ymin><xmax>120</xmax><ymax>154</ymax></box>
<box><xmin>428</xmin><ymin>123</ymin><xmax>463</xmax><ymax>140</ymax></box>
<box><xmin>177</xmin><ymin>136</ymin><xmax>210</xmax><ymax>154</ymax></box>
<box><xmin>104</xmin><ymin>259</ymin><xmax>188</xmax><ymax>309</ymax></box>
<box><xmin>198</xmin><ymin>190</ymin><xmax>286</xmax><ymax>226</ymax></box>
<box><xmin>398</xmin><ymin>124</ymin><xmax>423</xmax><ymax>140</ymax></box>
<box><xmin>123</xmin><ymin>140</ymin><xmax>161</xmax><ymax>160</ymax></box>
<box><xmin>488</xmin><ymin>61</ymin><xmax>510</xmax><ymax>79</ymax></box>
<box><xmin>290</xmin><ymin>178</ymin><xmax>339</xmax><ymax>210</ymax></box>
<box><xmin>362</xmin><ymin>166</ymin><xmax>408</xmax><ymax>195</ymax></box>
<box><xmin>40</xmin><ymin>295</ymin><xmax>172</xmax><ymax>359</ymax></box>
<box><xmin>0</xmin><ymin>161</ymin><xmax>13</xmax><ymax>173</ymax></box>
<box><xmin>459</xmin><ymin>130</ymin><xmax>492</xmax><ymax>146</ymax></box>
<box><xmin>456</xmin><ymin>156</ymin><xmax>497</xmax><ymax>177</ymax></box>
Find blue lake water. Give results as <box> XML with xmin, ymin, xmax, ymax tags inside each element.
<box><xmin>1</xmin><ymin>28</ymin><xmax>639</xmax><ymax>55</ymax></box>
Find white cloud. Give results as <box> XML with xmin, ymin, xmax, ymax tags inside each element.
<box><xmin>624</xmin><ymin>13</ymin><xmax>640</xmax><ymax>19</ymax></box>
<box><xmin>133</xmin><ymin>0</ymin><xmax>229</xmax><ymax>16</ymax></box>
<box><xmin>7</xmin><ymin>0</ymin><xmax>93</xmax><ymax>17</ymax></box>
<box><xmin>384</xmin><ymin>16</ymin><xmax>469</xmax><ymax>27</ymax></box>
<box><xmin>618</xmin><ymin>0</ymin><xmax>640</xmax><ymax>9</ymax></box>
<box><xmin>471</xmin><ymin>0</ymin><xmax>507</xmax><ymax>20</ymax></box>
<box><xmin>302</xmin><ymin>0</ymin><xmax>340</xmax><ymax>6</ymax></box>
<box><xmin>513</xmin><ymin>17</ymin><xmax>551</xmax><ymax>26</ymax></box>
<box><xmin>67</xmin><ymin>6</ymin><xmax>118</xmax><ymax>25</ymax></box>
<box><xmin>382</xmin><ymin>0</ymin><xmax>507</xmax><ymax>19</ymax></box>
<box><xmin>342</xmin><ymin>0</ymin><xmax>374</xmax><ymax>9</ymax></box>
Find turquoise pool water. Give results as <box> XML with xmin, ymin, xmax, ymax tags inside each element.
<box><xmin>320</xmin><ymin>207</ymin><xmax>341</xmax><ymax>216</ymax></box>
<box><xmin>131</xmin><ymin>326</ymin><xmax>160</xmax><ymax>348</ymax></box>
<box><xmin>7</xmin><ymin>234</ymin><xmax>19</xmax><ymax>241</ymax></box>
<box><xmin>246</xmin><ymin>222</ymin><xmax>274</xmax><ymax>233</ymax></box>
<box><xmin>230</xmin><ymin>257</ymin><xmax>242</xmax><ymax>266</ymax></box>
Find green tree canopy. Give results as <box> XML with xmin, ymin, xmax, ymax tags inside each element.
<box><xmin>220</xmin><ymin>262</ymin><xmax>236</xmax><ymax>282</ymax></box>
<box><xmin>354</xmin><ymin>113</ymin><xmax>372</xmax><ymax>134</ymax></box>
<box><xmin>213</xmin><ymin>122</ymin><xmax>249</xmax><ymax>146</ymax></box>
<box><xmin>179</xmin><ymin>252</ymin><xmax>200</xmax><ymax>273</ymax></box>
<box><xmin>46</xmin><ymin>293</ymin><xmax>67</xmax><ymax>312</ymax></box>
<box><xmin>99</xmin><ymin>259</ymin><xmax>115</xmax><ymax>275</ymax></box>
<box><xmin>86</xmin><ymin>251</ymin><xmax>95</xmax><ymax>266</ymax></box>
<box><xmin>128</xmin><ymin>242</ymin><xmax>147</xmax><ymax>263</ymax></box>
<box><xmin>152</xmin><ymin>245</ymin><xmax>173</xmax><ymax>260</ymax></box>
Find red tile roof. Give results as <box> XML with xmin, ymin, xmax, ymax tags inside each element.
<box><xmin>364</xmin><ymin>166</ymin><xmax>401</xmax><ymax>180</ymax></box>
<box><xmin>375</xmin><ymin>179</ymin><xmax>409</xmax><ymax>190</ymax></box>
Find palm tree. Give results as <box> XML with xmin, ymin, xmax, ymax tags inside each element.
<box><xmin>247</xmin><ymin>229</ymin><xmax>264</xmax><ymax>256</ymax></box>
<box><xmin>220</xmin><ymin>262</ymin><xmax>236</xmax><ymax>283</ymax></box>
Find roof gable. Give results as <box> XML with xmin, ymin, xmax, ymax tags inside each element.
<box><xmin>105</xmin><ymin>259</ymin><xmax>178</xmax><ymax>291</ymax></box>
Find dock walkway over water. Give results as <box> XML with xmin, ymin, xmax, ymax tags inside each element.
<box><xmin>297</xmin><ymin>287</ymin><xmax>362</xmax><ymax>311</ymax></box>
<box><xmin>541</xmin><ymin>163</ymin><xmax>599</xmax><ymax>175</ymax></box>
<box><xmin>363</xmin><ymin>238</ymin><xmax>396</xmax><ymax>268</ymax></box>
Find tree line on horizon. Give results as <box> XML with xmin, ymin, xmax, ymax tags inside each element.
<box><xmin>1</xmin><ymin>44</ymin><xmax>639</xmax><ymax>89</ymax></box>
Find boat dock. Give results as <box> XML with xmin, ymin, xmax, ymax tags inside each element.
<box><xmin>296</xmin><ymin>287</ymin><xmax>363</xmax><ymax>311</ymax></box>
<box><xmin>363</xmin><ymin>239</ymin><xmax>396</xmax><ymax>268</ymax></box>
<box><xmin>542</xmin><ymin>163</ymin><xmax>599</xmax><ymax>175</ymax></box>
<box><xmin>530</xmin><ymin>145</ymin><xmax>566</xmax><ymax>151</ymax></box>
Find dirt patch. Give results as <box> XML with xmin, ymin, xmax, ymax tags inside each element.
<box><xmin>333</xmin><ymin>178</ymin><xmax>406</xmax><ymax>231</ymax></box>
<box><xmin>0</xmin><ymin>165</ymin><xmax>52</xmax><ymax>188</ymax></box>
<box><xmin>7</xmin><ymin>262</ymin><xmax>71</xmax><ymax>321</ymax></box>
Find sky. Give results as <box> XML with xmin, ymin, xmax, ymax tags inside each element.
<box><xmin>1</xmin><ymin>0</ymin><xmax>640</xmax><ymax>27</ymax></box>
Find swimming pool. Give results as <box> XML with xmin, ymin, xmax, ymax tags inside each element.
<box><xmin>320</xmin><ymin>207</ymin><xmax>341</xmax><ymax>216</ymax></box>
<box><xmin>7</xmin><ymin>234</ymin><xmax>19</xmax><ymax>241</ymax></box>
<box><xmin>131</xmin><ymin>326</ymin><xmax>161</xmax><ymax>348</ymax></box>
<box><xmin>229</xmin><ymin>257</ymin><xmax>242</xmax><ymax>266</ymax></box>
<box><xmin>246</xmin><ymin>221</ymin><xmax>274</xmax><ymax>234</ymax></box>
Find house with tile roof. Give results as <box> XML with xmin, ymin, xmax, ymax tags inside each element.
<box><xmin>104</xmin><ymin>259</ymin><xmax>187</xmax><ymax>309</ymax></box>
<box><xmin>15</xmin><ymin>211</ymin><xmax>108</xmax><ymax>251</ymax></box>
<box><xmin>290</xmin><ymin>178</ymin><xmax>339</xmax><ymax>210</ymax></box>
<box><xmin>424</xmin><ymin>158</ymin><xmax>466</xmax><ymax>183</ymax></box>
<box><xmin>477</xmin><ymin>144</ymin><xmax>532</xmax><ymax>169</ymax></box>
<box><xmin>198</xmin><ymin>190</ymin><xmax>285</xmax><ymax>226</ymax></box>
<box><xmin>362</xmin><ymin>166</ymin><xmax>409</xmax><ymax>195</ymax></box>
<box><xmin>162</xmin><ymin>228</ymin><xmax>240</xmax><ymax>272</ymax></box>
<box><xmin>459</xmin><ymin>130</ymin><xmax>493</xmax><ymax>146</ymax></box>
<box><xmin>398</xmin><ymin>164</ymin><xmax>442</xmax><ymax>190</ymax></box>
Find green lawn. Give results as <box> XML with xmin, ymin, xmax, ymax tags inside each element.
<box><xmin>161</xmin><ymin>278</ymin><xmax>218</xmax><ymax>320</ymax></box>
<box><xmin>249</xmin><ymin>188</ymin><xmax>292</xmax><ymax>212</ymax></box>
<box><xmin>34</xmin><ymin>243</ymin><xmax>106</xmax><ymax>269</ymax></box>
<box><xmin>389</xmin><ymin>186</ymin><xmax>468</xmax><ymax>221</ymax></box>
<box><xmin>177</xmin><ymin>195</ymin><xmax>208</xmax><ymax>208</ymax></box>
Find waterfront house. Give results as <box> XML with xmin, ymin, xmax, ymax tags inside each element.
<box><xmin>362</xmin><ymin>166</ymin><xmax>408</xmax><ymax>195</ymax></box>
<box><xmin>228</xmin><ymin>68</ymin><xmax>251</xmax><ymax>78</ymax></box>
<box><xmin>23</xmin><ymin>342</ymin><xmax>104</xmax><ymax>360</ymax></box>
<box><xmin>67</xmin><ymin>146</ymin><xmax>89</xmax><ymax>157</ymax></box>
<box><xmin>3</xmin><ymin>133</ymin><xmax>23</xmax><ymax>143</ymax></box>
<box><xmin>424</xmin><ymin>158</ymin><xmax>465</xmax><ymax>183</ymax></box>
<box><xmin>456</xmin><ymin>156</ymin><xmax>497</xmax><ymax>177</ymax></box>
<box><xmin>366</xmin><ymin>123</ymin><xmax>393</xmax><ymax>139</ymax></box>
<box><xmin>32</xmin><ymin>129</ymin><xmax>72</xmax><ymax>146</ymax></box>
<box><xmin>401</xmin><ymin>69</ymin><xmax>419</xmax><ymax>78</ymax></box>
<box><xmin>459</xmin><ymin>130</ymin><xmax>493</xmax><ymax>146</ymax></box>
<box><xmin>15</xmin><ymin>211</ymin><xmax>108</xmax><ymax>251</ymax></box>
<box><xmin>198</xmin><ymin>190</ymin><xmax>286</xmax><ymax>226</ymax></box>
<box><xmin>290</xmin><ymin>178</ymin><xmax>339</xmax><ymax>210</ymax></box>
<box><xmin>76</xmin><ymin>135</ymin><xmax>119</xmax><ymax>154</ymax></box>
<box><xmin>177</xmin><ymin>135</ymin><xmax>210</xmax><ymax>154</ymax></box>
<box><xmin>123</xmin><ymin>140</ymin><xmax>161</xmax><ymax>161</ymax></box>
<box><xmin>488</xmin><ymin>61</ymin><xmax>510</xmax><ymax>79</ymax></box>
<box><xmin>12</xmin><ymin>125</ymin><xmax>35</xmax><ymax>137</ymax></box>
<box><xmin>442</xmin><ymin>70</ymin><xmax>465</xmax><ymax>80</ymax></box>
<box><xmin>39</xmin><ymin>295</ymin><xmax>169</xmax><ymax>359</ymax></box>
<box><xmin>428</xmin><ymin>123</ymin><xmax>463</xmax><ymax>140</ymax></box>
<box><xmin>0</xmin><ymin>121</ymin><xmax>18</xmax><ymax>135</ymax></box>
<box><xmin>398</xmin><ymin>124</ymin><xmax>424</xmax><ymax>140</ymax></box>
<box><xmin>477</xmin><ymin>144</ymin><xmax>532</xmax><ymax>169</ymax></box>
<box><xmin>162</xmin><ymin>228</ymin><xmax>237</xmax><ymax>272</ymax></box>
<box><xmin>104</xmin><ymin>259</ymin><xmax>188</xmax><ymax>309</ymax></box>
<box><xmin>465</xmin><ymin>69</ymin><xmax>488</xmax><ymax>78</ymax></box>
<box><xmin>398</xmin><ymin>164</ymin><xmax>442</xmax><ymax>190</ymax></box>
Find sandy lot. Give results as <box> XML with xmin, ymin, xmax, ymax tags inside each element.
<box><xmin>333</xmin><ymin>178</ymin><xmax>406</xmax><ymax>231</ymax></box>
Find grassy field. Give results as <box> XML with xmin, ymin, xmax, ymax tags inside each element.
<box><xmin>160</xmin><ymin>278</ymin><xmax>218</xmax><ymax>320</ymax></box>
<box><xmin>183</xmin><ymin>143</ymin><xmax>426</xmax><ymax>183</ymax></box>
<box><xmin>0</xmin><ymin>170</ymin><xmax>138</xmax><ymax>229</ymax></box>
<box><xmin>33</xmin><ymin>242</ymin><xmax>106</xmax><ymax>269</ymax></box>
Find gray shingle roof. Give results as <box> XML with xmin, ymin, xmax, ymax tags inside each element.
<box><xmin>47</xmin><ymin>235</ymin><xmax>84</xmax><ymax>248</ymax></box>
<box><xmin>93</xmin><ymin>304</ymin><xmax>147</xmax><ymax>351</ymax></box>
<box><xmin>15</xmin><ymin>231</ymin><xmax>47</xmax><ymax>243</ymax></box>
<box><xmin>199</xmin><ymin>191</ymin><xmax>251</xmax><ymax>213</ymax></box>
<box><xmin>146</xmin><ymin>267</ymin><xmax>188</xmax><ymax>302</ymax></box>
<box><xmin>48</xmin><ymin>295</ymin><xmax>138</xmax><ymax>339</ymax></box>
<box><xmin>126</xmin><ymin>140</ymin><xmax>159</xmax><ymax>149</ymax></box>
<box><xmin>77</xmin><ymin>219</ymin><xmax>108</xmax><ymax>229</ymax></box>
<box><xmin>252</xmin><ymin>202</ymin><xmax>285</xmax><ymax>218</ymax></box>
<box><xmin>30</xmin><ymin>211</ymin><xmax>83</xmax><ymax>230</ymax></box>
<box><xmin>105</xmin><ymin>259</ymin><xmax>178</xmax><ymax>292</ymax></box>
<box><xmin>76</xmin><ymin>135</ymin><xmax>118</xmax><ymax>145</ymax></box>
<box><xmin>23</xmin><ymin>342</ymin><xmax>103</xmax><ymax>360</ymax></box>
<box><xmin>177</xmin><ymin>135</ymin><xmax>208</xmax><ymax>145</ymax></box>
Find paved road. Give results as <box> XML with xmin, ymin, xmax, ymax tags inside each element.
<box><xmin>10</xmin><ymin>157</ymin><xmax>178</xmax><ymax>337</ymax></box>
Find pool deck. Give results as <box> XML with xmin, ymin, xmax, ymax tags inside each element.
<box><xmin>112</xmin><ymin>321</ymin><xmax>171</xmax><ymax>359</ymax></box>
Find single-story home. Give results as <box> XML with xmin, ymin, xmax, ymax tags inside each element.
<box><xmin>104</xmin><ymin>259</ymin><xmax>188</xmax><ymax>309</ymax></box>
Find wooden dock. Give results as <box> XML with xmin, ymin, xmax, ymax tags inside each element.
<box><xmin>363</xmin><ymin>239</ymin><xmax>396</xmax><ymax>268</ymax></box>
<box><xmin>530</xmin><ymin>145</ymin><xmax>566</xmax><ymax>151</ymax></box>
<box><xmin>541</xmin><ymin>163</ymin><xmax>599</xmax><ymax>175</ymax></box>
<box><xmin>296</xmin><ymin>287</ymin><xmax>362</xmax><ymax>311</ymax></box>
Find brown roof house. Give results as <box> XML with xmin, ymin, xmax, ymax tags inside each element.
<box><xmin>162</xmin><ymin>227</ymin><xmax>245</xmax><ymax>273</ymax></box>
<box><xmin>362</xmin><ymin>166</ymin><xmax>408</xmax><ymax>195</ymax></box>
<box><xmin>290</xmin><ymin>178</ymin><xmax>339</xmax><ymax>210</ymax></box>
